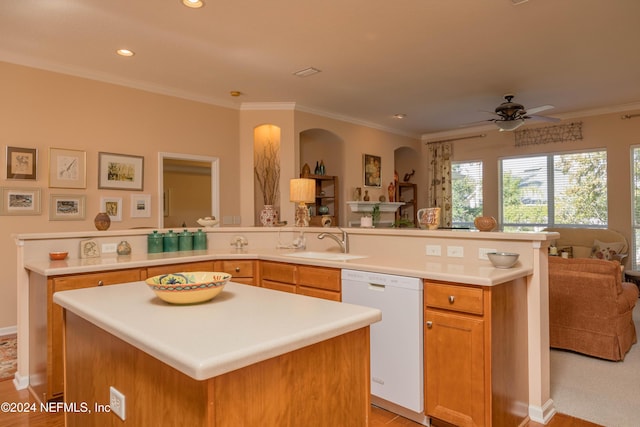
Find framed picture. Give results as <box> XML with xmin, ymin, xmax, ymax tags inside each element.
<box><xmin>79</xmin><ymin>239</ymin><xmax>101</xmax><ymax>259</ymax></box>
<box><xmin>131</xmin><ymin>193</ymin><xmax>151</xmax><ymax>218</ymax></box>
<box><xmin>49</xmin><ymin>194</ymin><xmax>86</xmax><ymax>220</ymax></box>
<box><xmin>98</xmin><ymin>152</ymin><xmax>144</xmax><ymax>191</ymax></box>
<box><xmin>101</xmin><ymin>196</ymin><xmax>123</xmax><ymax>222</ymax></box>
<box><xmin>363</xmin><ymin>154</ymin><xmax>382</xmax><ymax>188</ymax></box>
<box><xmin>0</xmin><ymin>187</ymin><xmax>41</xmax><ymax>215</ymax></box>
<box><xmin>49</xmin><ymin>148</ymin><xmax>86</xmax><ymax>189</ymax></box>
<box><xmin>6</xmin><ymin>146</ymin><xmax>37</xmax><ymax>180</ymax></box>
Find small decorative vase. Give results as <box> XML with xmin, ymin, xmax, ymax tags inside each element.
<box><xmin>301</xmin><ymin>163</ymin><xmax>311</xmax><ymax>177</ymax></box>
<box><xmin>117</xmin><ymin>241</ymin><xmax>131</xmax><ymax>256</ymax></box>
<box><xmin>474</xmin><ymin>216</ymin><xmax>497</xmax><ymax>232</ymax></box>
<box><xmin>363</xmin><ymin>190</ymin><xmax>370</xmax><ymax>201</ymax></box>
<box><xmin>260</xmin><ymin>205</ymin><xmax>278</xmax><ymax>227</ymax></box>
<box><xmin>94</xmin><ymin>212</ymin><xmax>111</xmax><ymax>231</ymax></box>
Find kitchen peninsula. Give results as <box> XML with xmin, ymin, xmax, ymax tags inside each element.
<box><xmin>15</xmin><ymin>226</ymin><xmax>558</xmax><ymax>425</ymax></box>
<box><xmin>54</xmin><ymin>281</ymin><xmax>380</xmax><ymax>426</ymax></box>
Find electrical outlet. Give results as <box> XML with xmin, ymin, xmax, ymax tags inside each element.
<box><xmin>102</xmin><ymin>243</ymin><xmax>117</xmax><ymax>253</ymax></box>
<box><xmin>109</xmin><ymin>386</ymin><xmax>126</xmax><ymax>421</ymax></box>
<box><xmin>479</xmin><ymin>248</ymin><xmax>497</xmax><ymax>260</ymax></box>
<box><xmin>425</xmin><ymin>245</ymin><xmax>442</xmax><ymax>256</ymax></box>
<box><xmin>447</xmin><ymin>246</ymin><xmax>464</xmax><ymax>258</ymax></box>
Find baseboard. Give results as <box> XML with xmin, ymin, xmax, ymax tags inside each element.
<box><xmin>13</xmin><ymin>372</ymin><xmax>28</xmax><ymax>390</ymax></box>
<box><xmin>529</xmin><ymin>399</ymin><xmax>557</xmax><ymax>424</ymax></box>
<box><xmin>0</xmin><ymin>325</ymin><xmax>17</xmax><ymax>337</ymax></box>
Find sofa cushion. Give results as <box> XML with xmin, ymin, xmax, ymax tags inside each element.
<box><xmin>591</xmin><ymin>239</ymin><xmax>626</xmax><ymax>261</ymax></box>
<box><xmin>544</xmin><ymin>227</ymin><xmax>628</xmax><ymax>261</ymax></box>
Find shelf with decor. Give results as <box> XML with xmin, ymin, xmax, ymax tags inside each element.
<box><xmin>303</xmin><ymin>174</ymin><xmax>339</xmax><ymax>227</ymax></box>
<box><xmin>395</xmin><ymin>183</ymin><xmax>417</xmax><ymax>227</ymax></box>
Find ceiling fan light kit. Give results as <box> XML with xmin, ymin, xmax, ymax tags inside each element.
<box><xmin>496</xmin><ymin>119</ymin><xmax>525</xmax><ymax>131</ymax></box>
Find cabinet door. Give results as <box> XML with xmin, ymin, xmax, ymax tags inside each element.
<box><xmin>297</xmin><ymin>265</ymin><xmax>341</xmax><ymax>301</ymax></box>
<box><xmin>425</xmin><ymin>309</ymin><xmax>485</xmax><ymax>427</ymax></box>
<box><xmin>50</xmin><ymin>269</ymin><xmax>142</xmax><ymax>398</ymax></box>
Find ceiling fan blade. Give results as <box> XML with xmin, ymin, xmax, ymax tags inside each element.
<box><xmin>525</xmin><ymin>115</ymin><xmax>561</xmax><ymax>123</ymax></box>
<box><xmin>459</xmin><ymin>119</ymin><xmax>495</xmax><ymax>128</ymax></box>
<box><xmin>525</xmin><ymin>105</ymin><xmax>554</xmax><ymax>115</ymax></box>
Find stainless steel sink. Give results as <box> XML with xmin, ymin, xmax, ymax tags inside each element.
<box><xmin>284</xmin><ymin>251</ymin><xmax>367</xmax><ymax>261</ymax></box>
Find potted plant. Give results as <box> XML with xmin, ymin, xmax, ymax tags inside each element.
<box><xmin>254</xmin><ymin>140</ymin><xmax>281</xmax><ymax>226</ymax></box>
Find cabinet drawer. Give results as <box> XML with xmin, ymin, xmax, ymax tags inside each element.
<box><xmin>53</xmin><ymin>269</ymin><xmax>142</xmax><ymax>291</ymax></box>
<box><xmin>425</xmin><ymin>282</ymin><xmax>483</xmax><ymax>315</ymax></box>
<box><xmin>146</xmin><ymin>261</ymin><xmax>215</xmax><ymax>277</ymax></box>
<box><xmin>260</xmin><ymin>261</ymin><xmax>296</xmax><ymax>283</ymax></box>
<box><xmin>217</xmin><ymin>260</ymin><xmax>254</xmax><ymax>278</ymax></box>
<box><xmin>297</xmin><ymin>265</ymin><xmax>340</xmax><ymax>292</ymax></box>
<box><xmin>262</xmin><ymin>279</ymin><xmax>296</xmax><ymax>294</ymax></box>
<box><xmin>298</xmin><ymin>286</ymin><xmax>341</xmax><ymax>301</ymax></box>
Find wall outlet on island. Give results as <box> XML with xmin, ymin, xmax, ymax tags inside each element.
<box><xmin>425</xmin><ymin>245</ymin><xmax>442</xmax><ymax>256</ymax></box>
<box><xmin>109</xmin><ymin>386</ymin><xmax>126</xmax><ymax>420</ymax></box>
<box><xmin>102</xmin><ymin>243</ymin><xmax>117</xmax><ymax>253</ymax></box>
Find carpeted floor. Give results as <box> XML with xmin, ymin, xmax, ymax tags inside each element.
<box><xmin>551</xmin><ymin>302</ymin><xmax>640</xmax><ymax>426</ymax></box>
<box><xmin>0</xmin><ymin>334</ymin><xmax>17</xmax><ymax>382</ymax></box>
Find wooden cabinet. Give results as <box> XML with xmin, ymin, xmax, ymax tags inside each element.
<box><xmin>395</xmin><ymin>182</ymin><xmax>417</xmax><ymax>226</ymax></box>
<box><xmin>259</xmin><ymin>261</ymin><xmax>341</xmax><ymax>301</ymax></box>
<box><xmin>215</xmin><ymin>260</ymin><xmax>257</xmax><ymax>286</ymax></box>
<box><xmin>29</xmin><ymin>268</ymin><xmax>142</xmax><ymax>402</ymax></box>
<box><xmin>304</xmin><ymin>174</ymin><xmax>339</xmax><ymax>227</ymax></box>
<box><xmin>423</xmin><ymin>280</ymin><xmax>529</xmax><ymax>427</ymax></box>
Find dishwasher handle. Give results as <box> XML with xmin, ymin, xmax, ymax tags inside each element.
<box><xmin>368</xmin><ymin>283</ymin><xmax>386</xmax><ymax>291</ymax></box>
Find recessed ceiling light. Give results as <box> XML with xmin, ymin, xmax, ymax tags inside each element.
<box><xmin>230</xmin><ymin>91</ymin><xmax>242</xmax><ymax>97</ymax></box>
<box><xmin>293</xmin><ymin>67</ymin><xmax>321</xmax><ymax>78</ymax></box>
<box><xmin>116</xmin><ymin>49</ymin><xmax>135</xmax><ymax>57</ymax></box>
<box><xmin>182</xmin><ymin>0</ymin><xmax>204</xmax><ymax>8</ymax></box>
<box><xmin>393</xmin><ymin>114</ymin><xmax>407</xmax><ymax>119</ymax></box>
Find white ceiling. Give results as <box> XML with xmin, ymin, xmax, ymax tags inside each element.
<box><xmin>2</xmin><ymin>0</ymin><xmax>640</xmax><ymax>138</ymax></box>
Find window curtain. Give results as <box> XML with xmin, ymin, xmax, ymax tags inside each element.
<box><xmin>427</xmin><ymin>142</ymin><xmax>452</xmax><ymax>227</ymax></box>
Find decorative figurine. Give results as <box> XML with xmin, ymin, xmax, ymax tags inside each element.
<box><xmin>388</xmin><ymin>181</ymin><xmax>395</xmax><ymax>202</ymax></box>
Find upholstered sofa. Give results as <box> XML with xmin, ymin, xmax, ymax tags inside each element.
<box><xmin>544</xmin><ymin>227</ymin><xmax>628</xmax><ymax>262</ymax></box>
<box><xmin>548</xmin><ymin>256</ymin><xmax>638</xmax><ymax>361</ymax></box>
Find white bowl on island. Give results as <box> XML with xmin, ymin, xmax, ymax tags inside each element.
<box><xmin>197</xmin><ymin>217</ymin><xmax>219</xmax><ymax>228</ymax></box>
<box><xmin>487</xmin><ymin>252</ymin><xmax>520</xmax><ymax>269</ymax></box>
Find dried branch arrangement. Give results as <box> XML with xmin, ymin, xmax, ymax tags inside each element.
<box><xmin>254</xmin><ymin>140</ymin><xmax>280</xmax><ymax>205</ymax></box>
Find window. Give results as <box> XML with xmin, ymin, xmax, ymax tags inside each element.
<box><xmin>500</xmin><ymin>150</ymin><xmax>607</xmax><ymax>231</ymax></box>
<box><xmin>631</xmin><ymin>146</ymin><xmax>640</xmax><ymax>268</ymax></box>
<box><xmin>452</xmin><ymin>161</ymin><xmax>483</xmax><ymax>227</ymax></box>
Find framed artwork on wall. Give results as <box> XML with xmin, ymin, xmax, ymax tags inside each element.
<box><xmin>98</xmin><ymin>152</ymin><xmax>144</xmax><ymax>191</ymax></box>
<box><xmin>363</xmin><ymin>154</ymin><xmax>382</xmax><ymax>188</ymax></box>
<box><xmin>130</xmin><ymin>193</ymin><xmax>151</xmax><ymax>218</ymax></box>
<box><xmin>0</xmin><ymin>187</ymin><xmax>41</xmax><ymax>215</ymax></box>
<box><xmin>49</xmin><ymin>148</ymin><xmax>87</xmax><ymax>189</ymax></box>
<box><xmin>49</xmin><ymin>194</ymin><xmax>86</xmax><ymax>221</ymax></box>
<box><xmin>101</xmin><ymin>196</ymin><xmax>123</xmax><ymax>222</ymax></box>
<box><xmin>6</xmin><ymin>146</ymin><xmax>37</xmax><ymax>180</ymax></box>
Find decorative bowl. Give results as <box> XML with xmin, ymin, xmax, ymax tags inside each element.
<box><xmin>49</xmin><ymin>251</ymin><xmax>68</xmax><ymax>261</ymax></box>
<box><xmin>487</xmin><ymin>252</ymin><xmax>519</xmax><ymax>269</ymax></box>
<box><xmin>474</xmin><ymin>216</ymin><xmax>497</xmax><ymax>232</ymax></box>
<box><xmin>145</xmin><ymin>271</ymin><xmax>231</xmax><ymax>304</ymax></box>
<box><xmin>197</xmin><ymin>217</ymin><xmax>219</xmax><ymax>228</ymax></box>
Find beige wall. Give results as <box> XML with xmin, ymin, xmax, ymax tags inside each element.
<box><xmin>0</xmin><ymin>62</ymin><xmax>239</xmax><ymax>329</ymax></box>
<box><xmin>448</xmin><ymin>111</ymin><xmax>640</xmax><ymax>258</ymax></box>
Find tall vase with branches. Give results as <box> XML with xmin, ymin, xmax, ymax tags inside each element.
<box><xmin>254</xmin><ymin>140</ymin><xmax>281</xmax><ymax>226</ymax></box>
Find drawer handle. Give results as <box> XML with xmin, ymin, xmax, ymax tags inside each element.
<box><xmin>448</xmin><ymin>295</ymin><xmax>455</xmax><ymax>304</ymax></box>
<box><xmin>98</xmin><ymin>280</ymin><xmax>104</xmax><ymax>286</ymax></box>
<box><xmin>426</xmin><ymin>321</ymin><xmax>433</xmax><ymax>329</ymax></box>
<box><xmin>235</xmin><ymin>267</ymin><xmax>240</xmax><ymax>272</ymax></box>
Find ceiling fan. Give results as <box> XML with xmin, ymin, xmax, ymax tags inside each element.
<box><xmin>467</xmin><ymin>94</ymin><xmax>560</xmax><ymax>131</ymax></box>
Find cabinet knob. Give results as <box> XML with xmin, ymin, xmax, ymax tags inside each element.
<box><xmin>448</xmin><ymin>295</ymin><xmax>455</xmax><ymax>304</ymax></box>
<box><xmin>426</xmin><ymin>321</ymin><xmax>433</xmax><ymax>329</ymax></box>
<box><xmin>235</xmin><ymin>267</ymin><xmax>240</xmax><ymax>272</ymax></box>
<box><xmin>97</xmin><ymin>280</ymin><xmax>104</xmax><ymax>286</ymax></box>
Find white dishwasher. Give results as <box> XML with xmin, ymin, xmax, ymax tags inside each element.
<box><xmin>341</xmin><ymin>269</ymin><xmax>423</xmax><ymax>413</ymax></box>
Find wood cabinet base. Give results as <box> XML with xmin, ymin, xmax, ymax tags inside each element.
<box><xmin>63</xmin><ymin>311</ymin><xmax>371</xmax><ymax>426</ymax></box>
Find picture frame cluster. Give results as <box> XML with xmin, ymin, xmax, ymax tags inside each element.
<box><xmin>2</xmin><ymin>146</ymin><xmax>150</xmax><ymax>221</ymax></box>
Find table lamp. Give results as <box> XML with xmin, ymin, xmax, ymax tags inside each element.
<box><xmin>290</xmin><ymin>178</ymin><xmax>316</xmax><ymax>227</ymax></box>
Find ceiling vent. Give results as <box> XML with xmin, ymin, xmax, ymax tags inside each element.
<box><xmin>293</xmin><ymin>67</ymin><xmax>322</xmax><ymax>78</ymax></box>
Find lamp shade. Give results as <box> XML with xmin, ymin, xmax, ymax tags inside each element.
<box><xmin>496</xmin><ymin>119</ymin><xmax>525</xmax><ymax>131</ymax></box>
<box><xmin>290</xmin><ymin>178</ymin><xmax>316</xmax><ymax>203</ymax></box>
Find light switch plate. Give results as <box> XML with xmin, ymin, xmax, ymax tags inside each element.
<box><xmin>102</xmin><ymin>243</ymin><xmax>117</xmax><ymax>253</ymax></box>
<box><xmin>426</xmin><ymin>245</ymin><xmax>441</xmax><ymax>256</ymax></box>
<box><xmin>479</xmin><ymin>248</ymin><xmax>497</xmax><ymax>260</ymax></box>
<box><xmin>447</xmin><ymin>246</ymin><xmax>464</xmax><ymax>258</ymax></box>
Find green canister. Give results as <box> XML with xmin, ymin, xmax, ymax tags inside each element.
<box><xmin>163</xmin><ymin>230</ymin><xmax>178</xmax><ymax>252</ymax></box>
<box><xmin>147</xmin><ymin>230</ymin><xmax>164</xmax><ymax>254</ymax></box>
<box><xmin>179</xmin><ymin>229</ymin><xmax>193</xmax><ymax>251</ymax></box>
<box><xmin>193</xmin><ymin>229</ymin><xmax>207</xmax><ymax>250</ymax></box>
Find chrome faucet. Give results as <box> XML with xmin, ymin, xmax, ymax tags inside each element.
<box><xmin>317</xmin><ymin>228</ymin><xmax>349</xmax><ymax>253</ymax></box>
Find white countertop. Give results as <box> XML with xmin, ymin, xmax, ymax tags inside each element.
<box><xmin>53</xmin><ymin>281</ymin><xmax>381</xmax><ymax>380</ymax></box>
<box><xmin>27</xmin><ymin>248</ymin><xmax>532</xmax><ymax>286</ymax></box>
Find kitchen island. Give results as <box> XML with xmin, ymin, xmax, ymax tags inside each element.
<box><xmin>53</xmin><ymin>280</ymin><xmax>381</xmax><ymax>426</ymax></box>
